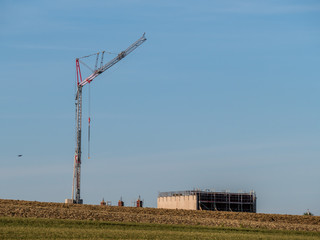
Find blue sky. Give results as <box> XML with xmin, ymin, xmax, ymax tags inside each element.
<box><xmin>1</xmin><ymin>0</ymin><xmax>320</xmax><ymax>215</ymax></box>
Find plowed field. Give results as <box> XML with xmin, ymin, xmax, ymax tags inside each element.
<box><xmin>0</xmin><ymin>199</ymin><xmax>319</xmax><ymax>232</ymax></box>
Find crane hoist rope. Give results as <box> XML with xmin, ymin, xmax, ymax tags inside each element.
<box><xmin>70</xmin><ymin>33</ymin><xmax>147</xmax><ymax>204</ymax></box>
<box><xmin>88</xmin><ymin>81</ymin><xmax>91</xmax><ymax>160</ymax></box>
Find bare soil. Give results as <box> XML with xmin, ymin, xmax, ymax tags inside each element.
<box><xmin>0</xmin><ymin>199</ymin><xmax>319</xmax><ymax>232</ymax></box>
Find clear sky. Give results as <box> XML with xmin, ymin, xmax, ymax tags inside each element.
<box><xmin>1</xmin><ymin>0</ymin><xmax>319</xmax><ymax>215</ymax></box>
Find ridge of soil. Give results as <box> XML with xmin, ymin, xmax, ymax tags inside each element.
<box><xmin>0</xmin><ymin>199</ymin><xmax>319</xmax><ymax>232</ymax></box>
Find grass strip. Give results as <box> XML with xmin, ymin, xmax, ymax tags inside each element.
<box><xmin>1</xmin><ymin>216</ymin><xmax>320</xmax><ymax>240</ymax></box>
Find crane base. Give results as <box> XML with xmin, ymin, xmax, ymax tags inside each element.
<box><xmin>65</xmin><ymin>199</ymin><xmax>83</xmax><ymax>204</ymax></box>
<box><xmin>65</xmin><ymin>199</ymin><xmax>75</xmax><ymax>204</ymax></box>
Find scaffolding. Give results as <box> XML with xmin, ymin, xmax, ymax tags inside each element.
<box><xmin>158</xmin><ymin>190</ymin><xmax>256</xmax><ymax>213</ymax></box>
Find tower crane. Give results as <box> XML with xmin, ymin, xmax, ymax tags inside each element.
<box><xmin>69</xmin><ymin>33</ymin><xmax>147</xmax><ymax>204</ymax></box>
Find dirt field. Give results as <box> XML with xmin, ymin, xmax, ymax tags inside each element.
<box><xmin>0</xmin><ymin>199</ymin><xmax>319</xmax><ymax>232</ymax></box>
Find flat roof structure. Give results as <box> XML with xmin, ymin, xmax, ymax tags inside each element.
<box><xmin>158</xmin><ymin>190</ymin><xmax>256</xmax><ymax>213</ymax></box>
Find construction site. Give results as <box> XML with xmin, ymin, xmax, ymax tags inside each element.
<box><xmin>3</xmin><ymin>2</ymin><xmax>320</xmax><ymax>238</ymax></box>
<box><xmin>158</xmin><ymin>190</ymin><xmax>256</xmax><ymax>213</ymax></box>
<box><xmin>61</xmin><ymin>33</ymin><xmax>258</xmax><ymax>214</ymax></box>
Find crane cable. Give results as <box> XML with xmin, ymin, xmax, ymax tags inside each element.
<box><xmin>88</xmin><ymin>82</ymin><xmax>91</xmax><ymax>159</ymax></box>
<box><xmin>82</xmin><ymin>51</ymin><xmax>119</xmax><ymax>160</ymax></box>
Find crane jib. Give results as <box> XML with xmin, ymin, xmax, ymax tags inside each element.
<box><xmin>79</xmin><ymin>33</ymin><xmax>146</xmax><ymax>87</ymax></box>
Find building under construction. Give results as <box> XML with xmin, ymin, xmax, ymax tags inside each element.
<box><xmin>157</xmin><ymin>190</ymin><xmax>256</xmax><ymax>213</ymax></box>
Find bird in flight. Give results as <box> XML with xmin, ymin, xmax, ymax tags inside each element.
<box><xmin>17</xmin><ymin>155</ymin><xmax>23</xmax><ymax>157</ymax></box>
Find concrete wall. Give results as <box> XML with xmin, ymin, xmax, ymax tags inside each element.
<box><xmin>157</xmin><ymin>195</ymin><xmax>197</xmax><ymax>210</ymax></box>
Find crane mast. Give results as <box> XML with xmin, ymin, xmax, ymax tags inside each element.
<box><xmin>70</xmin><ymin>33</ymin><xmax>147</xmax><ymax>204</ymax></box>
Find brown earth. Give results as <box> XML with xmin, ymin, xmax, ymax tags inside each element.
<box><xmin>0</xmin><ymin>199</ymin><xmax>319</xmax><ymax>232</ymax></box>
